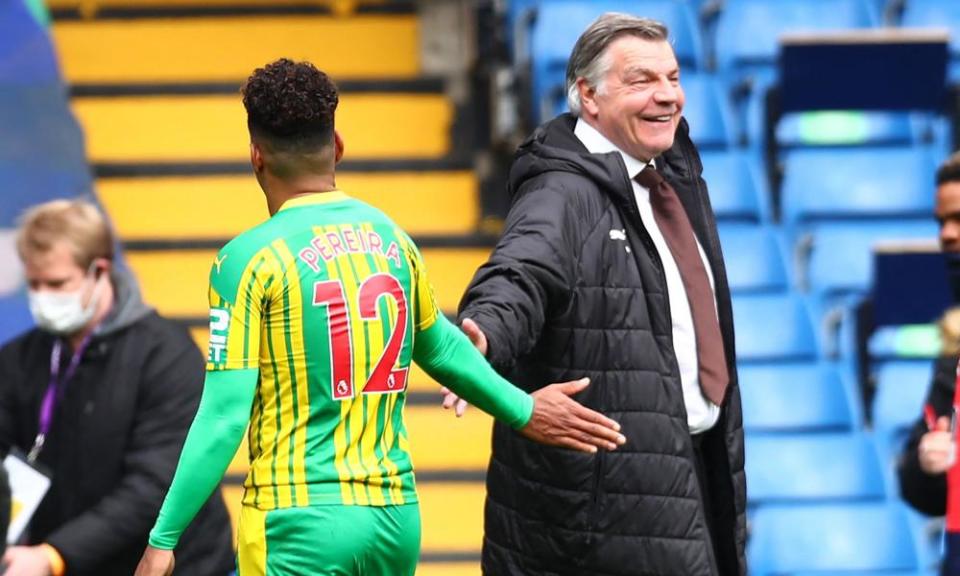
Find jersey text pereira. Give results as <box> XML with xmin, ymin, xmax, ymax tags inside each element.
<box><xmin>298</xmin><ymin>225</ymin><xmax>402</xmax><ymax>272</ymax></box>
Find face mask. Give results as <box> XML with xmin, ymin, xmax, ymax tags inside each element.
<box><xmin>28</xmin><ymin>267</ymin><xmax>104</xmax><ymax>335</ymax></box>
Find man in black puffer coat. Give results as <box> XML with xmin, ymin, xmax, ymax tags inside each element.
<box><xmin>453</xmin><ymin>13</ymin><xmax>746</xmax><ymax>576</ymax></box>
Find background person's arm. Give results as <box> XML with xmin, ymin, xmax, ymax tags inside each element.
<box><xmin>147</xmin><ymin>369</ymin><xmax>257</xmax><ymax>549</ymax></box>
<box><xmin>898</xmin><ymin>355</ymin><xmax>956</xmax><ymax>515</ymax></box>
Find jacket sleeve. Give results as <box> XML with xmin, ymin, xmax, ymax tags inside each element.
<box><xmin>0</xmin><ymin>342</ymin><xmax>18</xmax><ymax>457</ymax></box>
<box><xmin>0</xmin><ymin>463</ymin><xmax>8</xmax><ymax>555</ymax></box>
<box><xmin>897</xmin><ymin>354</ymin><xmax>957</xmax><ymax>516</ymax></box>
<box><xmin>45</xmin><ymin>328</ymin><xmax>207</xmax><ymax>571</ymax></box>
<box><xmin>458</xmin><ymin>180</ymin><xmax>583</xmax><ymax>373</ymax></box>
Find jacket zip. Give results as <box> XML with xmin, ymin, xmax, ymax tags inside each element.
<box><xmin>674</xmin><ymin>142</ymin><xmax>726</xmax><ymax>576</ymax></box>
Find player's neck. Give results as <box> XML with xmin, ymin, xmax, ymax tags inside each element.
<box><xmin>265</xmin><ymin>173</ymin><xmax>338</xmax><ymax>215</ymax></box>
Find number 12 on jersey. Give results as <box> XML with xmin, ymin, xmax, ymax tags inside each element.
<box><xmin>313</xmin><ymin>273</ymin><xmax>410</xmax><ymax>401</ymax></box>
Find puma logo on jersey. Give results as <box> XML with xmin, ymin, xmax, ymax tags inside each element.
<box><xmin>609</xmin><ymin>229</ymin><xmax>627</xmax><ymax>241</ymax></box>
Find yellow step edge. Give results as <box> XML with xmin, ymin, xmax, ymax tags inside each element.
<box><xmin>224</xmin><ymin>405</ymin><xmax>490</xmax><ymax>477</ymax></box>
<box><xmin>53</xmin><ymin>16</ymin><xmax>420</xmax><ymax>82</ymax></box>
<box><xmin>72</xmin><ymin>93</ymin><xmax>452</xmax><ymax>162</ymax></box>
<box><xmin>126</xmin><ymin>247</ymin><xmax>490</xmax><ymax>318</ymax></box>
<box><xmin>416</xmin><ymin>563</ymin><xmax>480</xmax><ymax>576</ymax></box>
<box><xmin>220</xmin><ymin>481</ymin><xmax>485</xmax><ymax>553</ymax></box>
<box><xmin>97</xmin><ymin>172</ymin><xmax>478</xmax><ymax>238</ymax></box>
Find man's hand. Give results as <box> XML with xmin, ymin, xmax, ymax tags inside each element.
<box><xmin>2</xmin><ymin>546</ymin><xmax>51</xmax><ymax>576</ymax></box>
<box><xmin>460</xmin><ymin>318</ymin><xmax>488</xmax><ymax>356</ymax></box>
<box><xmin>919</xmin><ymin>416</ymin><xmax>955</xmax><ymax>474</ymax></box>
<box><xmin>440</xmin><ymin>318</ymin><xmax>489</xmax><ymax>417</ymax></box>
<box><xmin>520</xmin><ymin>378</ymin><xmax>625</xmax><ymax>453</ymax></box>
<box><xmin>133</xmin><ymin>547</ymin><xmax>175</xmax><ymax>576</ymax></box>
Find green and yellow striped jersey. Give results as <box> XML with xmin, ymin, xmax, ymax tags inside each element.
<box><xmin>205</xmin><ymin>191</ymin><xmax>438</xmax><ymax>509</ymax></box>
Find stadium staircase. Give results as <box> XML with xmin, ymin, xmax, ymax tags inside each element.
<box><xmin>48</xmin><ymin>1</ymin><xmax>492</xmax><ymax>573</ymax></box>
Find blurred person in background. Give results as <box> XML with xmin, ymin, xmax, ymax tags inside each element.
<box><xmin>444</xmin><ymin>12</ymin><xmax>745</xmax><ymax>576</ymax></box>
<box><xmin>134</xmin><ymin>58</ymin><xmax>623</xmax><ymax>576</ymax></box>
<box><xmin>0</xmin><ymin>466</ymin><xmax>9</xmax><ymax>557</ymax></box>
<box><xmin>0</xmin><ymin>200</ymin><xmax>234</xmax><ymax>576</ymax></box>
<box><xmin>899</xmin><ymin>150</ymin><xmax>960</xmax><ymax>575</ymax></box>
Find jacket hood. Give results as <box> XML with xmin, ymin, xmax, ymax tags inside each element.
<box><xmin>97</xmin><ymin>267</ymin><xmax>154</xmax><ymax>338</ymax></box>
<box><xmin>507</xmin><ymin>114</ymin><xmax>696</xmax><ymax>204</ymax></box>
<box><xmin>507</xmin><ymin>114</ymin><xmax>632</xmax><ymax>203</ymax></box>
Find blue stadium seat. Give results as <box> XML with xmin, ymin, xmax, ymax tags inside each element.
<box><xmin>746</xmin><ymin>432</ymin><xmax>887</xmax><ymax>504</ymax></box>
<box><xmin>681</xmin><ymin>72</ymin><xmax>735</xmax><ymax>149</ymax></box>
<box><xmin>902</xmin><ymin>0</ymin><xmax>960</xmax><ymax>78</ymax></box>
<box><xmin>748</xmin><ymin>502</ymin><xmax>919</xmax><ymax>574</ymax></box>
<box><xmin>740</xmin><ymin>362</ymin><xmax>860</xmax><ymax>433</ymax></box>
<box><xmin>701</xmin><ymin>150</ymin><xmax>770</xmax><ymax>222</ymax></box>
<box><xmin>740</xmin><ymin>71</ymin><xmax>917</xmax><ymax>147</ymax></box>
<box><xmin>873</xmin><ymin>360</ymin><xmax>933</xmax><ymax>434</ymax></box>
<box><xmin>717</xmin><ymin>224</ymin><xmax>788</xmax><ymax>293</ymax></box>
<box><xmin>868</xmin><ymin>324</ymin><xmax>941</xmax><ymax>361</ymax></box>
<box><xmin>777</xmin><ymin>110</ymin><xmax>915</xmax><ymax>147</ymax></box>
<box><xmin>782</xmin><ymin>146</ymin><xmax>937</xmax><ymax>224</ymax></box>
<box><xmin>528</xmin><ymin>0</ymin><xmax>703</xmax><ymax>122</ymax></box>
<box><xmin>733</xmin><ymin>293</ymin><xmax>817</xmax><ymax>361</ymax></box>
<box><xmin>792</xmin><ymin>220</ymin><xmax>939</xmax><ymax>295</ymax></box>
<box><xmin>715</xmin><ymin>0</ymin><xmax>880</xmax><ymax>144</ymax></box>
<box><xmin>715</xmin><ymin>0</ymin><xmax>879</xmax><ymax>73</ymax></box>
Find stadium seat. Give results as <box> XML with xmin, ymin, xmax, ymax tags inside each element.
<box><xmin>868</xmin><ymin>324</ymin><xmax>941</xmax><ymax>360</ymax></box>
<box><xmin>746</xmin><ymin>432</ymin><xmax>887</xmax><ymax>504</ymax></box>
<box><xmin>872</xmin><ymin>360</ymin><xmax>933</xmax><ymax>434</ymax></box>
<box><xmin>791</xmin><ymin>220</ymin><xmax>938</xmax><ymax>295</ymax></box>
<box><xmin>748</xmin><ymin>502</ymin><xmax>919</xmax><ymax>574</ymax></box>
<box><xmin>715</xmin><ymin>0</ymin><xmax>879</xmax><ymax>73</ymax></box>
<box><xmin>715</xmin><ymin>0</ymin><xmax>880</xmax><ymax>144</ymax></box>
<box><xmin>528</xmin><ymin>0</ymin><xmax>703</xmax><ymax>122</ymax></box>
<box><xmin>782</xmin><ymin>146</ymin><xmax>937</xmax><ymax>224</ymax></box>
<box><xmin>777</xmin><ymin>109</ymin><xmax>915</xmax><ymax>147</ymax></box>
<box><xmin>902</xmin><ymin>0</ymin><xmax>960</xmax><ymax>79</ymax></box>
<box><xmin>732</xmin><ymin>293</ymin><xmax>817</xmax><ymax>361</ymax></box>
<box><xmin>681</xmin><ymin>72</ymin><xmax>736</xmax><ymax>149</ymax></box>
<box><xmin>717</xmin><ymin>224</ymin><xmax>788</xmax><ymax>293</ymax></box>
<box><xmin>700</xmin><ymin>150</ymin><xmax>770</xmax><ymax>222</ymax></box>
<box><xmin>740</xmin><ymin>362</ymin><xmax>860</xmax><ymax>433</ymax></box>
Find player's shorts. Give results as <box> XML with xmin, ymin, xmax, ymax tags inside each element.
<box><xmin>236</xmin><ymin>502</ymin><xmax>421</xmax><ymax>576</ymax></box>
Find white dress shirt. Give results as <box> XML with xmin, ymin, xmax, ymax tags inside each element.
<box><xmin>574</xmin><ymin>119</ymin><xmax>721</xmax><ymax>433</ymax></box>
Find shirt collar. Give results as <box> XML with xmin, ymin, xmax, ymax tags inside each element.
<box><xmin>574</xmin><ymin>118</ymin><xmax>654</xmax><ymax>179</ymax></box>
<box><xmin>277</xmin><ymin>190</ymin><xmax>349</xmax><ymax>213</ymax></box>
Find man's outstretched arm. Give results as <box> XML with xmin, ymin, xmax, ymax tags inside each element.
<box><xmin>414</xmin><ymin>315</ymin><xmax>624</xmax><ymax>453</ymax></box>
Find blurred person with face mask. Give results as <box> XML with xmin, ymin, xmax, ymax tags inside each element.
<box><xmin>0</xmin><ymin>199</ymin><xmax>234</xmax><ymax>576</ymax></box>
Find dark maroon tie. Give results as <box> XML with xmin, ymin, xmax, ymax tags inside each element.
<box><xmin>635</xmin><ymin>165</ymin><xmax>729</xmax><ymax>405</ymax></box>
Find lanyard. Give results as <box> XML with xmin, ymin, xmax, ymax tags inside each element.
<box><xmin>27</xmin><ymin>335</ymin><xmax>92</xmax><ymax>463</ymax></box>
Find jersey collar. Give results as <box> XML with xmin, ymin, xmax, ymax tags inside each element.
<box><xmin>278</xmin><ymin>190</ymin><xmax>349</xmax><ymax>212</ymax></box>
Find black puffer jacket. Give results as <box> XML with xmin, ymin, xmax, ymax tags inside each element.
<box><xmin>0</xmin><ymin>270</ymin><xmax>235</xmax><ymax>576</ymax></box>
<box><xmin>0</xmin><ymin>463</ymin><xmax>8</xmax><ymax>556</ymax></box>
<box><xmin>459</xmin><ymin>114</ymin><xmax>746</xmax><ymax>576</ymax></box>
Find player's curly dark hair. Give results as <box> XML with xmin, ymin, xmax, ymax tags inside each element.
<box><xmin>938</xmin><ymin>151</ymin><xmax>960</xmax><ymax>187</ymax></box>
<box><xmin>242</xmin><ymin>58</ymin><xmax>339</xmax><ymax>150</ymax></box>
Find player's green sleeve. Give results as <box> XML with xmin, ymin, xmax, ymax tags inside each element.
<box><xmin>148</xmin><ymin>369</ymin><xmax>257</xmax><ymax>550</ymax></box>
<box><xmin>413</xmin><ymin>315</ymin><xmax>533</xmax><ymax>429</ymax></box>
